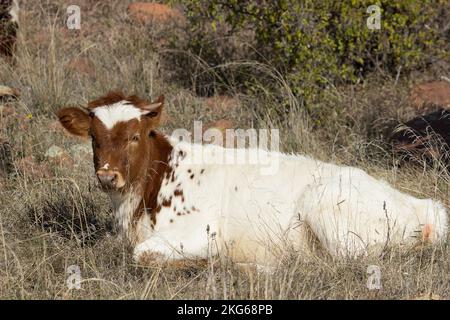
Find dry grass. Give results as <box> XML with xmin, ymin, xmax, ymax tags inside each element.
<box><xmin>0</xmin><ymin>0</ymin><xmax>448</xmax><ymax>299</ymax></box>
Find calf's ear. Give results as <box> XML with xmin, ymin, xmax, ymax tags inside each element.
<box><xmin>57</xmin><ymin>107</ymin><xmax>91</xmax><ymax>138</ymax></box>
<box><xmin>142</xmin><ymin>95</ymin><xmax>164</xmax><ymax>127</ymax></box>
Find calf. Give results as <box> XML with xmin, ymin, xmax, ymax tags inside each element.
<box><xmin>57</xmin><ymin>92</ymin><xmax>448</xmax><ymax>265</ymax></box>
<box><xmin>0</xmin><ymin>0</ymin><xmax>19</xmax><ymax>57</ymax></box>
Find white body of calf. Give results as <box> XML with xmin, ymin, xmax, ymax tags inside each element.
<box><xmin>129</xmin><ymin>138</ymin><xmax>448</xmax><ymax>264</ymax></box>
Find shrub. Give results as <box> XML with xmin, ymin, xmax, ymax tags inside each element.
<box><xmin>177</xmin><ymin>0</ymin><xmax>448</xmax><ymax>103</ymax></box>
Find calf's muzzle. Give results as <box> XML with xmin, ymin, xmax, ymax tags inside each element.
<box><xmin>96</xmin><ymin>169</ymin><xmax>124</xmax><ymax>189</ymax></box>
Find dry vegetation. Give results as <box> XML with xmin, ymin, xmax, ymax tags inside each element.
<box><xmin>0</xmin><ymin>1</ymin><xmax>449</xmax><ymax>299</ymax></box>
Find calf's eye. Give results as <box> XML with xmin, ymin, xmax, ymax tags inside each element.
<box><xmin>131</xmin><ymin>134</ymin><xmax>140</xmax><ymax>142</ymax></box>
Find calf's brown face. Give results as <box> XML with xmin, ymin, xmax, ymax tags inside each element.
<box><xmin>57</xmin><ymin>92</ymin><xmax>164</xmax><ymax>191</ymax></box>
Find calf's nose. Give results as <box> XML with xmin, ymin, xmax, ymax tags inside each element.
<box><xmin>96</xmin><ymin>170</ymin><xmax>118</xmax><ymax>188</ymax></box>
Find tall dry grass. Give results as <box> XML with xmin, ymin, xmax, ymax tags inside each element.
<box><xmin>0</xmin><ymin>0</ymin><xmax>448</xmax><ymax>299</ymax></box>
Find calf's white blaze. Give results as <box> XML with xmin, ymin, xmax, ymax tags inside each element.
<box><xmin>93</xmin><ymin>101</ymin><xmax>143</xmax><ymax>129</ymax></box>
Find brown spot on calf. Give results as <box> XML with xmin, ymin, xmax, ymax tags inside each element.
<box><xmin>162</xmin><ymin>196</ymin><xmax>172</xmax><ymax>207</ymax></box>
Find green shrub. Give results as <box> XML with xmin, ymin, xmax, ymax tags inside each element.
<box><xmin>177</xmin><ymin>0</ymin><xmax>448</xmax><ymax>103</ymax></box>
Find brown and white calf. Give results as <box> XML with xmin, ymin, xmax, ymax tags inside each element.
<box><xmin>57</xmin><ymin>92</ymin><xmax>448</xmax><ymax>266</ymax></box>
<box><xmin>0</xmin><ymin>0</ymin><xmax>19</xmax><ymax>57</ymax></box>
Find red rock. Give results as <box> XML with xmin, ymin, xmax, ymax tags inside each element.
<box><xmin>205</xmin><ymin>119</ymin><xmax>234</xmax><ymax>132</ymax></box>
<box><xmin>204</xmin><ymin>95</ymin><xmax>240</xmax><ymax>113</ymax></box>
<box><xmin>127</xmin><ymin>2</ymin><xmax>185</xmax><ymax>25</ymax></box>
<box><xmin>410</xmin><ymin>81</ymin><xmax>450</xmax><ymax>109</ymax></box>
<box><xmin>66</xmin><ymin>57</ymin><xmax>95</xmax><ymax>78</ymax></box>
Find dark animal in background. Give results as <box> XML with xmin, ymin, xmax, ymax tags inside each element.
<box><xmin>0</xmin><ymin>0</ymin><xmax>19</xmax><ymax>57</ymax></box>
<box><xmin>391</xmin><ymin>108</ymin><xmax>450</xmax><ymax>164</ymax></box>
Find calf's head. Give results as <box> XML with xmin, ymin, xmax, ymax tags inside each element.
<box><xmin>57</xmin><ymin>92</ymin><xmax>164</xmax><ymax>191</ymax></box>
